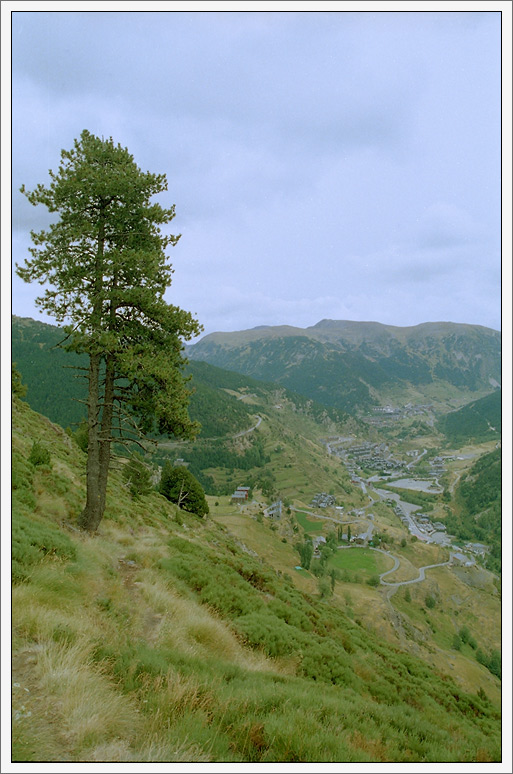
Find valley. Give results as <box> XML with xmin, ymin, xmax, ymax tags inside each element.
<box><xmin>172</xmin><ymin>383</ymin><xmax>501</xmax><ymax>706</ymax></box>
<box><xmin>11</xmin><ymin>315</ymin><xmax>502</xmax><ymax>762</ymax></box>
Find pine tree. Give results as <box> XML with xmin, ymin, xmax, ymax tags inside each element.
<box><xmin>159</xmin><ymin>462</ymin><xmax>209</xmax><ymax>517</ymax></box>
<box><xmin>17</xmin><ymin>130</ymin><xmax>202</xmax><ymax>530</ymax></box>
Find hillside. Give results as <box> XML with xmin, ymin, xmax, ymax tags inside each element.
<box><xmin>11</xmin><ymin>316</ymin><xmax>348</xmax><ymax>440</ymax></box>
<box><xmin>437</xmin><ymin>390</ymin><xmax>502</xmax><ymax>446</ymax></box>
<box><xmin>444</xmin><ymin>447</ymin><xmax>502</xmax><ymax>575</ymax></box>
<box><xmin>11</xmin><ymin>395</ymin><xmax>502</xmax><ymax>763</ymax></box>
<box><xmin>11</xmin><ymin>316</ymin><xmax>88</xmax><ymax>429</ymax></box>
<box><xmin>188</xmin><ymin>319</ymin><xmax>501</xmax><ymax>414</ymax></box>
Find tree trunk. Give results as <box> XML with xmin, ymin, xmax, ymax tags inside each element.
<box><xmin>98</xmin><ymin>354</ymin><xmax>115</xmax><ymax>518</ymax></box>
<box><xmin>79</xmin><ymin>213</ymin><xmax>106</xmax><ymax>532</ymax></box>
<box><xmin>79</xmin><ymin>353</ymin><xmax>103</xmax><ymax>531</ymax></box>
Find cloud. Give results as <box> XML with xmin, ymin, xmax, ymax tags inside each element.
<box><xmin>9</xmin><ymin>10</ymin><xmax>502</xmax><ymax>336</ymax></box>
<box><xmin>415</xmin><ymin>202</ymin><xmax>486</xmax><ymax>250</ymax></box>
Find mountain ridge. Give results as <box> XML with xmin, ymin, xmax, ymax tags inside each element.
<box><xmin>194</xmin><ymin>319</ymin><xmax>500</xmax><ymax>346</ymax></box>
<box><xmin>188</xmin><ymin>319</ymin><xmax>501</xmax><ymax>415</ymax></box>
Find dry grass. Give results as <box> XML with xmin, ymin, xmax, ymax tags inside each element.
<box><xmin>137</xmin><ymin>571</ymin><xmax>272</xmax><ymax>672</ymax></box>
<box><xmin>20</xmin><ymin>639</ymin><xmax>141</xmax><ymax>758</ymax></box>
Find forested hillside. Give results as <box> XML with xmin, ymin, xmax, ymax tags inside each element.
<box><xmin>11</xmin><ymin>317</ymin><xmax>87</xmax><ymax>428</ymax></box>
<box><xmin>438</xmin><ymin>390</ymin><xmax>501</xmax><ymax>446</ymax></box>
<box><xmin>445</xmin><ymin>447</ymin><xmax>502</xmax><ymax>574</ymax></box>
<box><xmin>12</xmin><ymin>316</ymin><xmax>348</xmax><ymax>441</ymax></box>
<box><xmin>188</xmin><ymin>320</ymin><xmax>501</xmax><ymax>413</ymax></box>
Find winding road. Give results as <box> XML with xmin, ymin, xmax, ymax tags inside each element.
<box><xmin>336</xmin><ymin>544</ymin><xmax>451</xmax><ymax>587</ymax></box>
<box><xmin>158</xmin><ymin>414</ymin><xmax>263</xmax><ymax>450</ymax></box>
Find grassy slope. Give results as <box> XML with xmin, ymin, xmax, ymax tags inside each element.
<box><xmin>11</xmin><ymin>396</ymin><xmax>502</xmax><ymax>763</ymax></box>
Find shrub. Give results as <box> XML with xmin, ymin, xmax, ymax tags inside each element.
<box><xmin>12</xmin><ymin>511</ymin><xmax>77</xmax><ymax>583</ymax></box>
<box><xmin>28</xmin><ymin>441</ymin><xmax>51</xmax><ymax>468</ymax></box>
<box><xmin>235</xmin><ymin>611</ymin><xmax>306</xmax><ymax>658</ymax></box>
<box><xmin>72</xmin><ymin>420</ymin><xmax>89</xmax><ymax>453</ymax></box>
<box><xmin>425</xmin><ymin>595</ymin><xmax>436</xmax><ymax>609</ymax></box>
<box><xmin>317</xmin><ymin>578</ymin><xmax>332</xmax><ymax>598</ymax></box>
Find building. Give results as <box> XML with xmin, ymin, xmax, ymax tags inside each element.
<box><xmin>450</xmin><ymin>551</ymin><xmax>475</xmax><ymax>567</ymax></box>
<box><xmin>266</xmin><ymin>500</ymin><xmax>282</xmax><ymax>519</ymax></box>
<box><xmin>231</xmin><ymin>487</ymin><xmax>250</xmax><ymax>504</ymax></box>
<box><xmin>464</xmin><ymin>542</ymin><xmax>490</xmax><ymax>557</ymax></box>
<box><xmin>312</xmin><ymin>536</ymin><xmax>327</xmax><ymax>555</ymax></box>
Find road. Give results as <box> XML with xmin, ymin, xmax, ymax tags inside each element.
<box><xmin>233</xmin><ymin>415</ymin><xmax>262</xmax><ymax>438</ymax></box>
<box><xmin>406</xmin><ymin>448</ymin><xmax>428</xmax><ymax>470</ymax></box>
<box><xmin>336</xmin><ymin>544</ymin><xmax>451</xmax><ymax>587</ymax></box>
<box><xmin>158</xmin><ymin>414</ymin><xmax>263</xmax><ymax>450</ymax></box>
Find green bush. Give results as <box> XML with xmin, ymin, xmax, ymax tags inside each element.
<box><xmin>235</xmin><ymin>611</ymin><xmax>306</xmax><ymax>658</ymax></box>
<box><xmin>317</xmin><ymin>578</ymin><xmax>332</xmax><ymax>598</ymax></box>
<box><xmin>28</xmin><ymin>440</ymin><xmax>51</xmax><ymax>468</ymax></box>
<box><xmin>71</xmin><ymin>420</ymin><xmax>89</xmax><ymax>453</ymax></box>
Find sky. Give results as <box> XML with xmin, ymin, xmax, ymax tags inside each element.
<box><xmin>5</xmin><ymin>5</ymin><xmax>508</xmax><ymax>340</ymax></box>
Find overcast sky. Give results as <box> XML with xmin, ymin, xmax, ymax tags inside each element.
<box><xmin>8</xmin><ymin>8</ymin><xmax>504</xmax><ymax>338</ymax></box>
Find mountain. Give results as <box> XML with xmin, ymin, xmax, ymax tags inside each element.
<box><xmin>188</xmin><ymin>320</ymin><xmax>501</xmax><ymax>414</ymax></box>
<box><xmin>11</xmin><ymin>394</ymin><xmax>501</xmax><ymax>763</ymax></box>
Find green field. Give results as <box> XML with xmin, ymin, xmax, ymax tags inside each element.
<box><xmin>329</xmin><ymin>548</ymin><xmax>391</xmax><ymax>578</ymax></box>
<box><xmin>295</xmin><ymin>510</ymin><xmax>324</xmax><ymax>533</ymax></box>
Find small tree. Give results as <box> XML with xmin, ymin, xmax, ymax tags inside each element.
<box><xmin>318</xmin><ymin>577</ymin><xmax>332</xmax><ymax>599</ymax></box>
<box><xmin>295</xmin><ymin>539</ymin><xmax>313</xmax><ymax>570</ymax></box>
<box><xmin>17</xmin><ymin>131</ymin><xmax>202</xmax><ymax>531</ymax></box>
<box><xmin>330</xmin><ymin>568</ymin><xmax>337</xmax><ymax>592</ymax></box>
<box><xmin>159</xmin><ymin>462</ymin><xmax>209</xmax><ymax>517</ymax></box>
<box><xmin>123</xmin><ymin>453</ymin><xmax>153</xmax><ymax>499</ymax></box>
<box><xmin>452</xmin><ymin>634</ymin><xmax>462</xmax><ymax>651</ymax></box>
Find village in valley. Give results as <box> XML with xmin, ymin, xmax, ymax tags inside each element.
<box><xmin>218</xmin><ymin>409</ymin><xmax>494</xmax><ymax>586</ymax></box>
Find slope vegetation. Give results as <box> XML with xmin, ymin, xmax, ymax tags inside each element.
<box><xmin>11</xmin><ymin>396</ymin><xmax>501</xmax><ymax>763</ymax></box>
<box><xmin>437</xmin><ymin>390</ymin><xmax>501</xmax><ymax>446</ymax></box>
<box><xmin>12</xmin><ymin>316</ymin><xmax>347</xmax><ymax>440</ymax></box>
